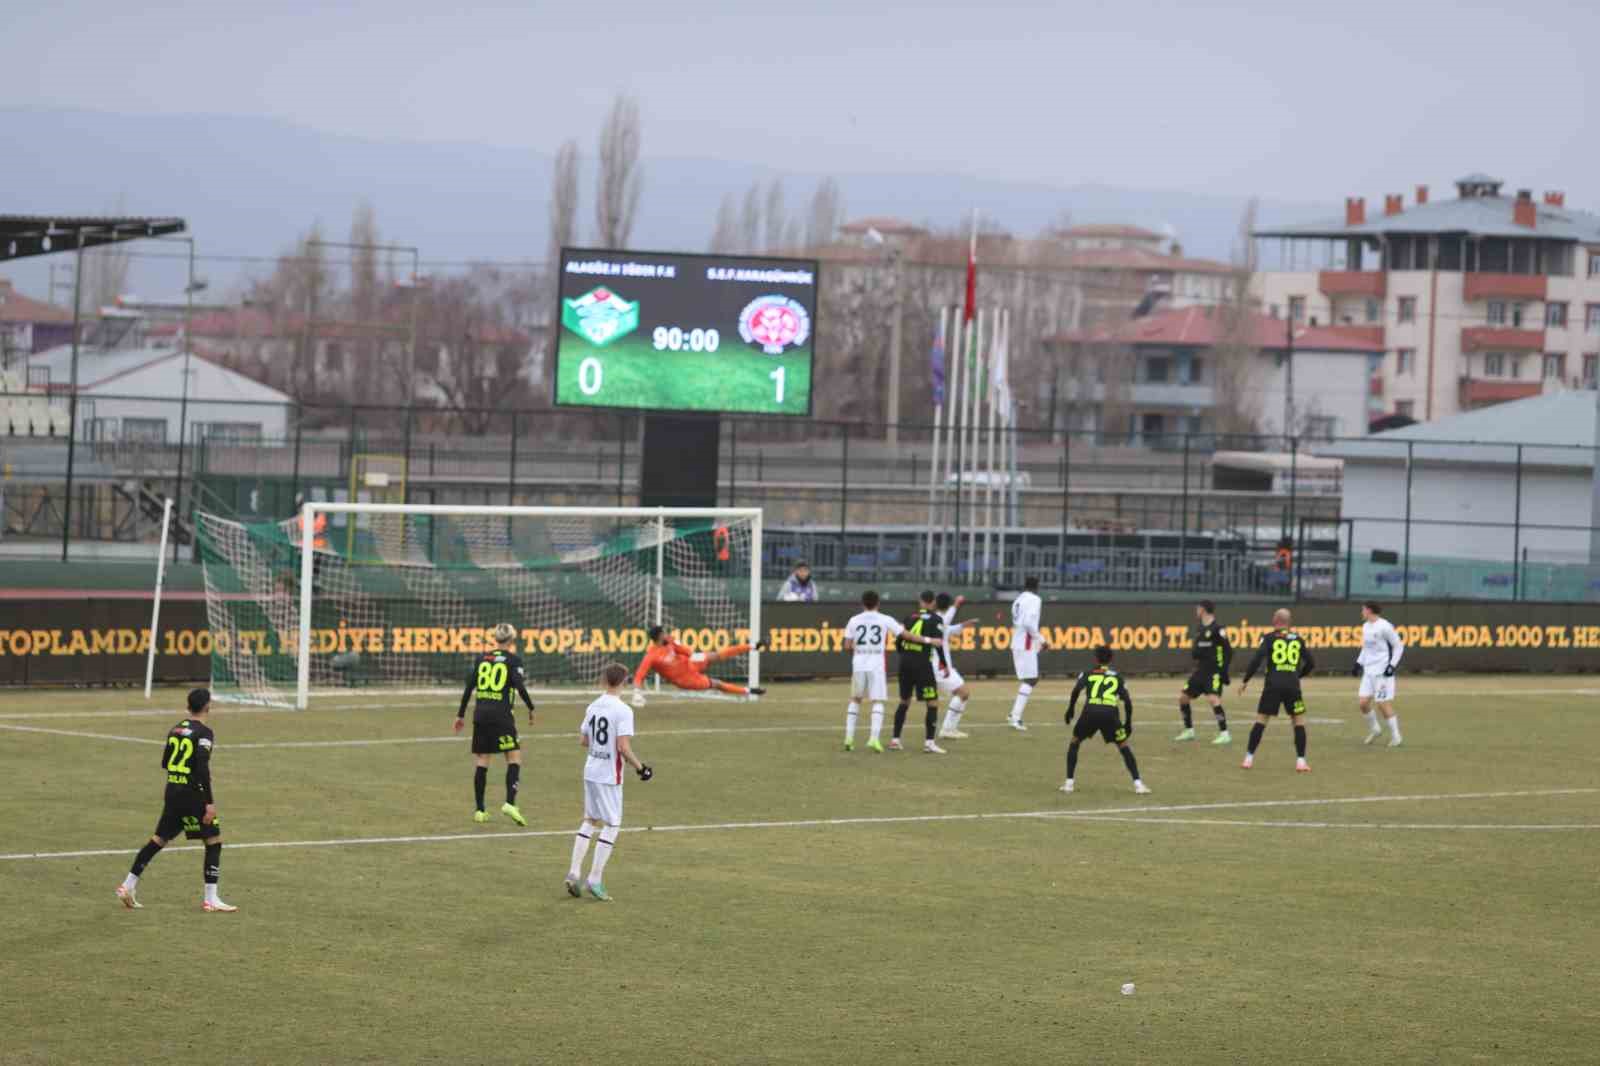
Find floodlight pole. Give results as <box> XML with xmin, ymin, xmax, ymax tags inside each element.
<box><xmin>60</xmin><ymin>233</ymin><xmax>85</xmax><ymax>562</ymax></box>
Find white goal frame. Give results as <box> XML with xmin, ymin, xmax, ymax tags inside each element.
<box><xmin>294</xmin><ymin>503</ymin><xmax>764</xmax><ymax>709</ymax></box>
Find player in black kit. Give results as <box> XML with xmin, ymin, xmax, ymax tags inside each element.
<box><xmin>116</xmin><ymin>688</ymin><xmax>235</xmax><ymax>912</ymax></box>
<box><xmin>454</xmin><ymin>622</ymin><xmax>536</xmax><ymax>825</ymax></box>
<box><xmin>1061</xmin><ymin>646</ymin><xmax>1151</xmax><ymax>794</ymax></box>
<box><xmin>1237</xmin><ymin>608</ymin><xmax>1316</xmax><ymax>772</ymax></box>
<box><xmin>893</xmin><ymin>591</ymin><xmax>947</xmax><ymax>755</ymax></box>
<box><xmin>1176</xmin><ymin>599</ymin><xmax>1233</xmax><ymax>745</ymax></box>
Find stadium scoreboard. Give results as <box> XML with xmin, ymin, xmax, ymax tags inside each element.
<box><xmin>553</xmin><ymin>248</ymin><xmax>818</xmax><ymax>416</ymax></box>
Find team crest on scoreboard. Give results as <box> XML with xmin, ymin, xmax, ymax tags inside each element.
<box><xmin>562</xmin><ymin>287</ymin><xmax>640</xmax><ymax>347</ymax></box>
<box><xmin>738</xmin><ymin>295</ymin><xmax>811</xmax><ymax>355</ymax></box>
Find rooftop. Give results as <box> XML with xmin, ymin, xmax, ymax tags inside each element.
<box><xmin>1050</xmin><ymin>305</ymin><xmax>1383</xmax><ymax>352</ymax></box>
<box><xmin>1318</xmin><ymin>389</ymin><xmax>1596</xmax><ymax>469</ymax></box>
<box><xmin>1052</xmin><ymin>223</ymin><xmax>1164</xmax><ymax>240</ymax></box>
<box><xmin>0</xmin><ymin>279</ymin><xmax>73</xmax><ymax>325</ymax></box>
<box><xmin>1255</xmin><ymin>175</ymin><xmax>1600</xmax><ymax>243</ymax></box>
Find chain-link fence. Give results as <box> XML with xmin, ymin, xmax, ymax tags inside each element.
<box><xmin>4</xmin><ymin>396</ymin><xmax>1597</xmax><ymax>603</ymax></box>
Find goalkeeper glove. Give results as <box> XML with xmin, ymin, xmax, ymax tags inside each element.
<box><xmin>1383</xmin><ymin>664</ymin><xmax>1396</xmax><ymax>677</ymax></box>
<box><xmin>636</xmin><ymin>764</ymin><xmax>654</xmax><ymax>782</ymax></box>
<box><xmin>1350</xmin><ymin>662</ymin><xmax>1363</xmax><ymax>677</ymax></box>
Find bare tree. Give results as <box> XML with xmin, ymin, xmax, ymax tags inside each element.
<box><xmin>763</xmin><ymin>179</ymin><xmax>786</xmax><ymax>252</ymax></box>
<box><xmin>804</xmin><ymin>177</ymin><xmax>844</xmax><ymax>249</ymax></box>
<box><xmin>708</xmin><ymin>192</ymin><xmax>739</xmax><ymax>253</ymax></box>
<box><xmin>417</xmin><ymin>272</ymin><xmax>539</xmax><ymax>433</ymax></box>
<box><xmin>346</xmin><ymin>202</ymin><xmax>381</xmax><ymax>398</ymax></box>
<box><xmin>738</xmin><ymin>184</ymin><xmax>762</xmax><ymax>254</ymax></box>
<box><xmin>1210</xmin><ymin>197</ymin><xmax>1264</xmax><ymax>443</ymax></box>
<box><xmin>594</xmin><ymin>96</ymin><xmax>642</xmax><ymax>248</ymax></box>
<box><xmin>549</xmin><ymin>139</ymin><xmax>580</xmax><ymax>263</ymax></box>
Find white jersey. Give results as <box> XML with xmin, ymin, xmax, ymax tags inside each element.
<box><xmin>939</xmin><ymin>606</ymin><xmax>964</xmax><ymax>670</ymax></box>
<box><xmin>844</xmin><ymin>610</ymin><xmax>904</xmax><ymax>670</ymax></box>
<box><xmin>1011</xmin><ymin>591</ymin><xmax>1043</xmax><ymax>652</ymax></box>
<box><xmin>1358</xmin><ymin>618</ymin><xmax>1404</xmax><ymax>672</ymax></box>
<box><xmin>581</xmin><ymin>694</ymin><xmax>635</xmax><ymax>786</ymax></box>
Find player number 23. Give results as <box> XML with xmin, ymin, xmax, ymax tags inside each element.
<box><xmin>852</xmin><ymin>623</ymin><xmax>883</xmax><ymax>646</ymax></box>
<box><xmin>1270</xmin><ymin>640</ymin><xmax>1301</xmax><ymax>668</ymax></box>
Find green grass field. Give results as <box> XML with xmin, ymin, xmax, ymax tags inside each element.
<box><xmin>553</xmin><ymin>337</ymin><xmax>812</xmax><ymax>414</ymax></box>
<box><xmin>3</xmin><ymin>675</ymin><xmax>1598</xmax><ymax>1064</ymax></box>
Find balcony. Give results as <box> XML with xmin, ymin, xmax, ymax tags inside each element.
<box><xmin>1460</xmin><ymin>326</ymin><xmax>1545</xmax><ymax>352</ymax></box>
<box><xmin>1330</xmin><ymin>325</ymin><xmax>1386</xmax><ymax>347</ymax></box>
<box><xmin>1462</xmin><ymin>273</ymin><xmax>1548</xmax><ymax>302</ymax></box>
<box><xmin>1458</xmin><ymin>377</ymin><xmax>1542</xmax><ymax>409</ymax></box>
<box><xmin>1318</xmin><ymin>270</ymin><xmax>1387</xmax><ymax>298</ymax></box>
<box><xmin>1129</xmin><ymin>382</ymin><xmax>1215</xmax><ymax>409</ymax></box>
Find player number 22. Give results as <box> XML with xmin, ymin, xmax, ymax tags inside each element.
<box><xmin>165</xmin><ymin>736</ymin><xmax>195</xmax><ymax>774</ymax></box>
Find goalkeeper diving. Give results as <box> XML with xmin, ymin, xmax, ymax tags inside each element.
<box><xmin>631</xmin><ymin>625</ymin><xmax>767</xmax><ymax>704</ymax></box>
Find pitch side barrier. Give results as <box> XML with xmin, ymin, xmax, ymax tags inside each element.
<box><xmin>4</xmin><ymin>598</ymin><xmax>1600</xmax><ymax>687</ymax></box>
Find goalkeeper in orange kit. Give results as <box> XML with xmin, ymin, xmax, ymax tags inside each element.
<box><xmin>631</xmin><ymin>625</ymin><xmax>767</xmax><ymax>704</ymax></box>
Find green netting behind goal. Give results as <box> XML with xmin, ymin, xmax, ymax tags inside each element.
<box><xmin>195</xmin><ymin>509</ymin><xmax>758</xmax><ymax>705</ymax></box>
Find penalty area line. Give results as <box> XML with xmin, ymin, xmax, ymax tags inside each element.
<box><xmin>1058</xmin><ymin>815</ymin><xmax>1600</xmax><ymax>831</ymax></box>
<box><xmin>2</xmin><ymin>787</ymin><xmax>1594</xmax><ymax>863</ymax></box>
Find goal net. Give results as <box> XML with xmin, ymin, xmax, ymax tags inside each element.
<box><xmin>193</xmin><ymin>505</ymin><xmax>763</xmax><ymax>708</ymax></box>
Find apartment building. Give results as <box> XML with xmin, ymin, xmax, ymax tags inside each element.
<box><xmin>1252</xmin><ymin>173</ymin><xmax>1600</xmax><ymax>422</ymax></box>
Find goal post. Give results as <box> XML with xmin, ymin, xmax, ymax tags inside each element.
<box><xmin>195</xmin><ymin>504</ymin><xmax>764</xmax><ymax>709</ymax></box>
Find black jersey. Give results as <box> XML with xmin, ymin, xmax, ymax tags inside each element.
<box><xmin>1191</xmin><ymin>620</ymin><xmax>1233</xmax><ymax>675</ymax></box>
<box><xmin>1068</xmin><ymin>665</ymin><xmax>1134</xmax><ymax>723</ymax></box>
<box><xmin>160</xmin><ymin>718</ymin><xmax>215</xmax><ymax>801</ymax></box>
<box><xmin>459</xmin><ymin>648</ymin><xmax>535</xmax><ymax>718</ymax></box>
<box><xmin>896</xmin><ymin>610</ymin><xmax>944</xmax><ymax>666</ymax></box>
<box><xmin>1242</xmin><ymin>629</ymin><xmax>1316</xmax><ymax>689</ymax></box>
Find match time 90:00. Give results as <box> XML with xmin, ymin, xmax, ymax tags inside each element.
<box><xmin>652</xmin><ymin>326</ymin><xmax>720</xmax><ymax>352</ymax></box>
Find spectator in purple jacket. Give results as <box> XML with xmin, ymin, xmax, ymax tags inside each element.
<box><xmin>779</xmin><ymin>561</ymin><xmax>816</xmax><ymax>602</ymax></box>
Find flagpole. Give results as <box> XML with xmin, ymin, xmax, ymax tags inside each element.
<box><xmin>983</xmin><ymin>316</ymin><xmax>998</xmax><ymax>582</ymax></box>
<box><xmin>965</xmin><ymin>307</ymin><xmax>982</xmax><ymax>577</ymax></box>
<box><xmin>925</xmin><ymin>307</ymin><xmax>948</xmax><ymax>577</ymax></box>
<box><xmin>940</xmin><ymin>304</ymin><xmax>960</xmax><ymax>576</ymax></box>
<box><xmin>951</xmin><ymin>305</ymin><xmax>968</xmax><ymax>581</ymax></box>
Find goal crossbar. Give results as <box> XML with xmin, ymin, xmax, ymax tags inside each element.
<box><xmin>293</xmin><ymin>504</ymin><xmax>764</xmax><ymax>709</ymax></box>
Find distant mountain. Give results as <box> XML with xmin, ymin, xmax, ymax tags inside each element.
<box><xmin>1</xmin><ymin>108</ymin><xmax>1326</xmax><ymax>293</ymax></box>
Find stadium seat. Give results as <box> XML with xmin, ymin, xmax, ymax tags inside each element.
<box><xmin>22</xmin><ymin>396</ymin><xmax>50</xmax><ymax>436</ymax></box>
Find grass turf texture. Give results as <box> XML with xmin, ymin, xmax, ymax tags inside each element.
<box><xmin>553</xmin><ymin>336</ymin><xmax>812</xmax><ymax>414</ymax></box>
<box><xmin>2</xmin><ymin>675</ymin><xmax>1598</xmax><ymax>1065</ymax></box>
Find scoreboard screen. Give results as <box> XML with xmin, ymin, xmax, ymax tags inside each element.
<box><xmin>552</xmin><ymin>248</ymin><xmax>817</xmax><ymax>416</ymax></box>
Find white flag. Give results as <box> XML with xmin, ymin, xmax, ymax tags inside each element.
<box><xmin>991</xmin><ymin>311</ymin><xmax>1013</xmax><ymax>424</ymax></box>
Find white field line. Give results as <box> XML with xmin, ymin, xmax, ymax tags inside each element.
<box><xmin>0</xmin><ymin>723</ymin><xmax>159</xmax><ymax>745</ymax></box>
<box><xmin>1055</xmin><ymin>815</ymin><xmax>1600</xmax><ymax>831</ymax></box>
<box><xmin>2</xmin><ymin>788</ymin><xmax>1593</xmax><ymax>863</ymax></box>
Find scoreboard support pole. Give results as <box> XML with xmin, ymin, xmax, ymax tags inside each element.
<box><xmin>640</xmin><ymin>414</ymin><xmax>721</xmax><ymax>508</ymax></box>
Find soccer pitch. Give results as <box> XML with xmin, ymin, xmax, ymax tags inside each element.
<box><xmin>3</xmin><ymin>676</ymin><xmax>1598</xmax><ymax>1065</ymax></box>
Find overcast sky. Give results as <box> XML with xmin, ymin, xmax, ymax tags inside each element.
<box><xmin>6</xmin><ymin>0</ymin><xmax>1597</xmax><ymax>200</ymax></box>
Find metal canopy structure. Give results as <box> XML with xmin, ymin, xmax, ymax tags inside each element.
<box><xmin>0</xmin><ymin>215</ymin><xmax>187</xmax><ymax>260</ymax></box>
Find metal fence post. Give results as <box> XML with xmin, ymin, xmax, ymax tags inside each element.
<box><xmin>289</xmin><ymin>404</ymin><xmax>303</xmax><ymax>513</ymax></box>
<box><xmin>401</xmin><ymin>405</ymin><xmax>414</xmax><ymax>505</ymax></box>
<box><xmin>1511</xmin><ymin>444</ymin><xmax>1523</xmax><ymax>602</ymax></box>
<box><xmin>1179</xmin><ymin>432</ymin><xmax>1190</xmax><ymax>585</ymax></box>
<box><xmin>729</xmin><ymin>416</ymin><xmax>738</xmax><ymax>506</ymax></box>
<box><xmin>1402</xmin><ymin>440</ymin><xmax>1414</xmax><ymax>603</ymax></box>
<box><xmin>1344</xmin><ymin>517</ymin><xmax>1354</xmax><ymax>600</ymax></box>
<box><xmin>60</xmin><ymin>237</ymin><xmax>85</xmax><ymax>562</ymax></box>
<box><xmin>507</xmin><ymin>410</ymin><xmax>519</xmax><ymax>506</ymax></box>
<box><xmin>840</xmin><ymin>422</ymin><xmax>850</xmax><ymax>578</ymax></box>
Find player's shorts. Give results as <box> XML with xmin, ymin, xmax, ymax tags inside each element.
<box><xmin>154</xmin><ymin>790</ymin><xmax>221</xmax><ymax>842</ymax></box>
<box><xmin>1256</xmin><ymin>687</ymin><xmax>1307</xmax><ymax>717</ymax></box>
<box><xmin>898</xmin><ymin>659</ymin><xmax>938</xmax><ymax>703</ymax></box>
<box><xmin>936</xmin><ymin>664</ymin><xmax>965</xmax><ymax>692</ymax></box>
<box><xmin>1358</xmin><ymin>670</ymin><xmax>1396</xmax><ymax>702</ymax></box>
<box><xmin>471</xmin><ymin>706</ymin><xmax>520</xmax><ymax>755</ymax></box>
<box><xmin>1012</xmin><ymin>646</ymin><xmax>1039</xmax><ymax>680</ymax></box>
<box><xmin>1184</xmin><ymin>669</ymin><xmax>1224</xmax><ymax>698</ymax></box>
<box><xmin>583</xmin><ymin>779</ymin><xmax>624</xmax><ymax>826</ymax></box>
<box><xmin>1073</xmin><ymin>705</ymin><xmax>1127</xmax><ymax>745</ymax></box>
<box><xmin>850</xmin><ymin>666</ymin><xmax>888</xmax><ymax>703</ymax></box>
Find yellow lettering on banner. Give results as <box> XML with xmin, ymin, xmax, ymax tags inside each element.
<box><xmin>7</xmin><ymin>631</ymin><xmax>27</xmax><ymax>655</ymax></box>
<box><xmin>537</xmin><ymin>630</ymin><xmax>559</xmax><ymax>655</ymax></box>
<box><xmin>65</xmin><ymin>629</ymin><xmax>90</xmax><ymax>656</ymax></box>
<box><xmin>89</xmin><ymin>630</ymin><xmax>115</xmax><ymax>655</ymax></box>
<box><xmin>391</xmin><ymin>628</ymin><xmax>412</xmax><ymax>653</ymax></box>
<box><xmin>30</xmin><ymin>630</ymin><xmax>50</xmax><ymax>656</ymax></box>
<box><xmin>769</xmin><ymin>629</ymin><xmax>788</xmax><ymax>652</ymax></box>
<box><xmin>556</xmin><ymin>629</ymin><xmax>578</xmax><ymax>654</ymax></box>
<box><xmin>128</xmin><ymin>630</ymin><xmax>148</xmax><ymax>655</ymax></box>
<box><xmin>48</xmin><ymin>630</ymin><xmax>67</xmax><ymax>655</ymax></box>
<box><xmin>1546</xmin><ymin>625</ymin><xmax>1570</xmax><ymax>648</ymax></box>
<box><xmin>1164</xmin><ymin>625</ymin><xmax>1188</xmax><ymax>648</ymax></box>
<box><xmin>735</xmin><ymin>628</ymin><xmax>751</xmax><ymax>645</ymax></box>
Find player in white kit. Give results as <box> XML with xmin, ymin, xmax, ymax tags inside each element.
<box><xmin>934</xmin><ymin>592</ymin><xmax>975</xmax><ymax>739</ymax></box>
<box><xmin>1008</xmin><ymin>576</ymin><xmax>1049</xmax><ymax>730</ymax></box>
<box><xmin>842</xmin><ymin>590</ymin><xmax>940</xmax><ymax>752</ymax></box>
<box><xmin>566</xmin><ymin>663</ymin><xmax>653</xmax><ymax>902</ymax></box>
<box><xmin>1353</xmin><ymin>601</ymin><xmax>1404</xmax><ymax>747</ymax></box>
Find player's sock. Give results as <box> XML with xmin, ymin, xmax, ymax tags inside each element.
<box><xmin>1362</xmin><ymin>709</ymin><xmax>1380</xmax><ymax>733</ymax></box>
<box><xmin>588</xmin><ymin>826</ymin><xmax>619</xmax><ymax>883</ymax></box>
<box><xmin>869</xmin><ymin>703</ymin><xmax>885</xmax><ymax>741</ymax></box>
<box><xmin>506</xmin><ymin>763</ymin><xmax>521</xmax><ymax>807</ymax></box>
<box><xmin>1294</xmin><ymin>724</ymin><xmax>1308</xmax><ymax>758</ymax></box>
<box><xmin>1066</xmin><ymin>741</ymin><xmax>1081</xmax><ymax>780</ymax></box>
<box><xmin>942</xmin><ymin>696</ymin><xmax>966</xmax><ymax>733</ymax></box>
<box><xmin>1120</xmin><ymin>747</ymin><xmax>1141</xmax><ymax>782</ymax></box>
<box><xmin>1387</xmin><ymin>714</ymin><xmax>1402</xmax><ymax>741</ymax></box>
<box><xmin>924</xmin><ymin>705</ymin><xmax>937</xmax><ymax>741</ymax></box>
<box><xmin>473</xmin><ymin>766</ymin><xmax>488</xmax><ymax>811</ymax></box>
<box><xmin>892</xmin><ymin>702</ymin><xmax>909</xmax><ymax>740</ymax></box>
<box><xmin>1010</xmin><ymin>684</ymin><xmax>1032</xmax><ymax>723</ymax></box>
<box><xmin>1247</xmin><ymin>723</ymin><xmax>1266</xmax><ymax>755</ymax></box>
<box><xmin>568</xmin><ymin>826</ymin><xmax>593</xmax><ymax>879</ymax></box>
<box><xmin>203</xmin><ymin>843</ymin><xmax>221</xmax><ymax>893</ymax></box>
<box><xmin>845</xmin><ymin>700</ymin><xmax>860</xmax><ymax>743</ymax></box>
<box><xmin>129</xmin><ymin>840</ymin><xmax>163</xmax><ymax>878</ymax></box>
<box><xmin>1179</xmin><ymin>702</ymin><xmax>1193</xmax><ymax>729</ymax></box>
<box><xmin>1213</xmin><ymin>705</ymin><xmax>1228</xmax><ymax>733</ymax></box>
<box><xmin>715</xmin><ymin>681</ymin><xmax>749</xmax><ymax>696</ymax></box>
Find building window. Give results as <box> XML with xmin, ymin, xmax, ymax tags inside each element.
<box><xmin>1396</xmin><ymin>348</ymin><xmax>1415</xmax><ymax>376</ymax></box>
<box><xmin>1483</xmin><ymin>352</ymin><xmax>1505</xmax><ymax>377</ymax></box>
<box><xmin>1508</xmin><ymin>354</ymin><xmax>1524</xmax><ymax>380</ymax></box>
<box><xmin>1187</xmin><ymin>357</ymin><xmax>1205</xmax><ymax>384</ymax></box>
<box><xmin>1589</xmin><ymin>253</ymin><xmax>1600</xmax><ymax>278</ymax></box>
<box><xmin>1584</xmin><ymin>354</ymin><xmax>1599</xmax><ymax>387</ymax></box>
<box><xmin>1587</xmin><ymin>304</ymin><xmax>1600</xmax><ymax>333</ymax></box>
<box><xmin>198</xmin><ymin>422</ymin><xmax>264</xmax><ymax>443</ymax></box>
<box><xmin>1542</xmin><ymin>353</ymin><xmax>1566</xmax><ymax>380</ymax></box>
<box><xmin>1305</xmin><ymin>415</ymin><xmax>1337</xmax><ymax>441</ymax></box>
<box><xmin>1397</xmin><ymin>296</ymin><xmax>1416</xmax><ymax>323</ymax></box>
<box><xmin>1364</xmin><ymin>298</ymin><xmax>1380</xmax><ymax>323</ymax></box>
<box><xmin>1547</xmin><ymin>302</ymin><xmax>1569</xmax><ymax>329</ymax></box>
<box><xmin>1144</xmin><ymin>356</ymin><xmax>1170</xmax><ymax>383</ymax></box>
<box><xmin>1288</xmin><ymin>296</ymin><xmax>1306</xmax><ymax>323</ymax></box>
<box><xmin>122</xmin><ymin>417</ymin><xmax>168</xmax><ymax>443</ymax></box>
<box><xmin>1395</xmin><ymin>400</ymin><xmax>1415</xmax><ymax>418</ymax></box>
<box><xmin>1487</xmin><ymin>301</ymin><xmax>1506</xmax><ymax>326</ymax></box>
<box><xmin>1510</xmin><ymin>302</ymin><xmax>1526</xmax><ymax>328</ymax></box>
